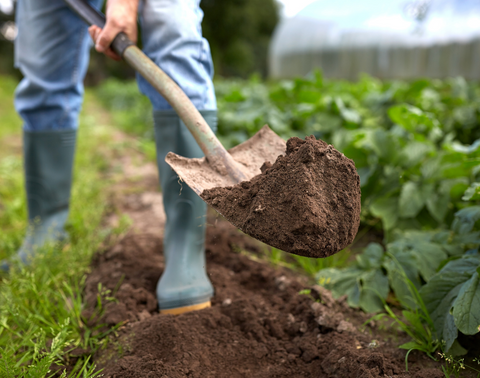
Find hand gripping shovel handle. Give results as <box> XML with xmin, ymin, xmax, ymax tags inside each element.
<box><xmin>64</xmin><ymin>0</ymin><xmax>247</xmax><ymax>182</ymax></box>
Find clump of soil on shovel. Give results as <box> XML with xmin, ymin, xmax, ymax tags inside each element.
<box><xmin>201</xmin><ymin>136</ymin><xmax>361</xmax><ymax>258</ymax></box>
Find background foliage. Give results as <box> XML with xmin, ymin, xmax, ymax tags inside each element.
<box><xmin>0</xmin><ymin>0</ymin><xmax>280</xmax><ymax>80</ymax></box>
<box><xmin>201</xmin><ymin>0</ymin><xmax>279</xmax><ymax>77</ymax></box>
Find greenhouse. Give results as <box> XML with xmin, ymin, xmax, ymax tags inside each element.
<box><xmin>269</xmin><ymin>0</ymin><xmax>480</xmax><ymax>80</ymax></box>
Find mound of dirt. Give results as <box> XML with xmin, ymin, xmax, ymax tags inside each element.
<box><xmin>83</xmin><ymin>222</ymin><xmax>442</xmax><ymax>378</ymax></box>
<box><xmin>201</xmin><ymin>136</ymin><xmax>361</xmax><ymax>258</ymax></box>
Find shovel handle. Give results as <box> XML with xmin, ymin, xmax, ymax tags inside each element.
<box><xmin>64</xmin><ymin>0</ymin><xmax>247</xmax><ymax>183</ymax></box>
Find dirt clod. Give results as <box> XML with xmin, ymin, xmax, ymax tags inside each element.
<box><xmin>201</xmin><ymin>136</ymin><xmax>361</xmax><ymax>258</ymax></box>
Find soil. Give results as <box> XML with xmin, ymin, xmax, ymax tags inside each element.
<box><xmin>82</xmin><ymin>220</ymin><xmax>444</xmax><ymax>378</ymax></box>
<box><xmin>201</xmin><ymin>136</ymin><xmax>361</xmax><ymax>258</ymax></box>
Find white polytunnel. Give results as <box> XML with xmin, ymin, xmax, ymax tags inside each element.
<box><xmin>269</xmin><ymin>0</ymin><xmax>480</xmax><ymax>80</ymax></box>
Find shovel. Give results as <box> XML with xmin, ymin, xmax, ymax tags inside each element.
<box><xmin>65</xmin><ymin>0</ymin><xmax>361</xmax><ymax>258</ymax></box>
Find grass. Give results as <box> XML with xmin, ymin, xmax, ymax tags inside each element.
<box><xmin>0</xmin><ymin>75</ymin><xmax>125</xmax><ymax>377</ymax></box>
<box><xmin>365</xmin><ymin>257</ymin><xmax>442</xmax><ymax>372</ymax></box>
<box><xmin>264</xmin><ymin>247</ymin><xmax>351</xmax><ymax>277</ymax></box>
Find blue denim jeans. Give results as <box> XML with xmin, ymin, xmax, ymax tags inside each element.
<box><xmin>14</xmin><ymin>0</ymin><xmax>217</xmax><ymax>132</ymax></box>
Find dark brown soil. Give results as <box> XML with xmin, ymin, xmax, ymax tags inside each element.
<box><xmin>82</xmin><ymin>220</ymin><xmax>443</xmax><ymax>378</ymax></box>
<box><xmin>201</xmin><ymin>136</ymin><xmax>361</xmax><ymax>258</ymax></box>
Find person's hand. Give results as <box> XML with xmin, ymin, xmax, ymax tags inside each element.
<box><xmin>88</xmin><ymin>0</ymin><xmax>139</xmax><ymax>60</ymax></box>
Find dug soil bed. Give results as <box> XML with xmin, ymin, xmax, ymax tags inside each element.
<box><xmin>81</xmin><ymin>219</ymin><xmax>444</xmax><ymax>378</ymax></box>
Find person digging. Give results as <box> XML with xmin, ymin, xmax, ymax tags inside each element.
<box><xmin>4</xmin><ymin>0</ymin><xmax>216</xmax><ymax>315</ymax></box>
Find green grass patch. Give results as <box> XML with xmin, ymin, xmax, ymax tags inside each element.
<box><xmin>0</xmin><ymin>76</ymin><xmax>122</xmax><ymax>376</ymax></box>
<box><xmin>0</xmin><ymin>76</ymin><xmax>21</xmax><ymax>139</ymax></box>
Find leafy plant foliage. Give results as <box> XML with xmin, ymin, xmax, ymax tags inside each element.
<box><xmin>214</xmin><ymin>72</ymin><xmax>480</xmax><ymax>354</ymax></box>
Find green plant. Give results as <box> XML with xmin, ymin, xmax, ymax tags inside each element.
<box><xmin>439</xmin><ymin>353</ymin><xmax>480</xmax><ymax>378</ymax></box>
<box><xmin>0</xmin><ymin>77</ymin><xmax>124</xmax><ymax>376</ymax></box>
<box><xmin>369</xmin><ymin>262</ymin><xmax>441</xmax><ymax>364</ymax></box>
<box><xmin>267</xmin><ymin>247</ymin><xmax>350</xmax><ymax>278</ymax></box>
<box><xmin>318</xmin><ymin>243</ymin><xmax>389</xmax><ymax>313</ymax></box>
<box><xmin>420</xmin><ymin>253</ymin><xmax>480</xmax><ymax>354</ymax></box>
<box><xmin>298</xmin><ymin>289</ymin><xmax>318</xmax><ymax>302</ymax></box>
<box><xmin>320</xmin><ymin>205</ymin><xmax>480</xmax><ymax>354</ymax></box>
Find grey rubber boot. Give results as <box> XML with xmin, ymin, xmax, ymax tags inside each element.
<box><xmin>153</xmin><ymin>110</ymin><xmax>216</xmax><ymax>314</ymax></box>
<box><xmin>1</xmin><ymin>129</ymin><xmax>76</xmax><ymax>271</ymax></box>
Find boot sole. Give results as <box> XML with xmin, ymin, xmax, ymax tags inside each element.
<box><xmin>160</xmin><ymin>301</ymin><xmax>211</xmax><ymax>315</ymax></box>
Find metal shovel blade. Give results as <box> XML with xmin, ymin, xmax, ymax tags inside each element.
<box><xmin>165</xmin><ymin>125</ymin><xmax>286</xmax><ymax>195</ymax></box>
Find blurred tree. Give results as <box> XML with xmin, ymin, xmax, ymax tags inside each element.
<box><xmin>0</xmin><ymin>0</ymin><xmax>19</xmax><ymax>77</ymax></box>
<box><xmin>0</xmin><ymin>0</ymin><xmax>280</xmax><ymax>81</ymax></box>
<box><xmin>201</xmin><ymin>0</ymin><xmax>279</xmax><ymax>78</ymax></box>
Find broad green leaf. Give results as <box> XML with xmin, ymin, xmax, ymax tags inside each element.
<box><xmin>452</xmin><ymin>271</ymin><xmax>480</xmax><ymax>335</ymax></box>
<box><xmin>318</xmin><ymin>268</ymin><xmax>364</xmax><ymax>309</ymax></box>
<box><xmin>451</xmin><ymin>231</ymin><xmax>480</xmax><ymax>246</ymax></box>
<box><xmin>332</xmin><ymin>128</ymin><xmax>357</xmax><ymax>151</ymax></box>
<box><xmin>357</xmin><ymin>166</ymin><xmax>376</xmax><ymax>187</ymax></box>
<box><xmin>356</xmin><ymin>243</ymin><xmax>385</xmax><ymax>270</ymax></box>
<box><xmin>399</xmin><ymin>141</ymin><xmax>434</xmax><ymax>168</ymax></box>
<box><xmin>388</xmin><ymin>104</ymin><xmax>420</xmax><ymax>131</ymax></box>
<box><xmin>388</xmin><ymin>104</ymin><xmax>439</xmax><ymax>133</ymax></box>
<box><xmin>384</xmin><ymin>255</ymin><xmax>421</xmax><ymax>309</ymax></box>
<box><xmin>452</xmin><ymin>206</ymin><xmax>480</xmax><ymax>234</ymax></box>
<box><xmin>359</xmin><ymin>269</ymin><xmax>389</xmax><ymax>313</ymax></box>
<box><xmin>223</xmin><ymin>89</ymin><xmax>245</xmax><ymax>102</ymax></box>
<box><xmin>443</xmin><ymin>313</ymin><xmax>458</xmax><ymax>353</ymax></box>
<box><xmin>420</xmin><ymin>256</ymin><xmax>480</xmax><ymax>340</ymax></box>
<box><xmin>449</xmin><ymin>180</ymin><xmax>470</xmax><ymax>200</ymax></box>
<box><xmin>448</xmin><ymin>340</ymin><xmax>468</xmax><ymax>356</ymax></box>
<box><xmin>462</xmin><ymin>182</ymin><xmax>480</xmax><ymax>201</ymax></box>
<box><xmin>298</xmin><ymin>90</ymin><xmax>322</xmax><ymax>104</ymax></box>
<box><xmin>388</xmin><ymin>233</ymin><xmax>447</xmax><ymax>281</ymax></box>
<box><xmin>317</xmin><ymin>265</ymin><xmax>388</xmax><ymax>313</ymax></box>
<box><xmin>365</xmin><ymin>129</ymin><xmax>398</xmax><ymax>162</ymax></box>
<box><xmin>370</xmin><ymin>196</ymin><xmax>398</xmax><ymax>230</ymax></box>
<box><xmin>340</xmin><ymin>108</ymin><xmax>361</xmax><ymax>125</ymax></box>
<box><xmin>442</xmin><ymin>244</ymin><xmax>464</xmax><ymax>257</ymax></box>
<box><xmin>421</xmin><ymin>156</ymin><xmax>441</xmax><ymax>179</ymax></box>
<box><xmin>412</xmin><ymin>242</ymin><xmax>448</xmax><ymax>282</ymax></box>
<box><xmin>348</xmin><ymin>282</ymin><xmax>361</xmax><ymax>308</ymax></box>
<box><xmin>399</xmin><ymin>182</ymin><xmax>424</xmax><ymax>218</ymax></box>
<box><xmin>426</xmin><ymin>191</ymin><xmax>450</xmax><ymax>223</ymax></box>
<box><xmin>441</xmin><ymin>158</ymin><xmax>480</xmax><ymax>179</ymax></box>
<box><xmin>317</xmin><ymin>268</ymin><xmax>359</xmax><ymax>298</ymax></box>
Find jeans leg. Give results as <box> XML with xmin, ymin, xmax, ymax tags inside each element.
<box><xmin>14</xmin><ymin>0</ymin><xmax>103</xmax><ymax>131</ymax></box>
<box><xmin>4</xmin><ymin>0</ymin><xmax>103</xmax><ymax>271</ymax></box>
<box><xmin>137</xmin><ymin>0</ymin><xmax>217</xmax><ymax>111</ymax></box>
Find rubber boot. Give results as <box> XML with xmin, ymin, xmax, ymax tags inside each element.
<box><xmin>153</xmin><ymin>110</ymin><xmax>216</xmax><ymax>314</ymax></box>
<box><xmin>1</xmin><ymin>129</ymin><xmax>76</xmax><ymax>271</ymax></box>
